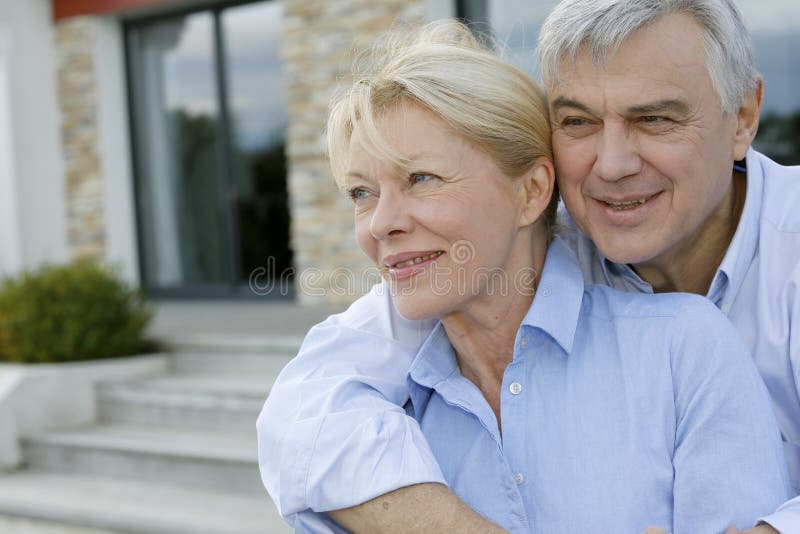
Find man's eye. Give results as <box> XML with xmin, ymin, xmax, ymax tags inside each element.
<box><xmin>562</xmin><ymin>117</ymin><xmax>590</xmax><ymax>127</ymax></box>
<box><xmin>641</xmin><ymin>115</ymin><xmax>669</xmax><ymax>123</ymax></box>
<box><xmin>410</xmin><ymin>173</ymin><xmax>437</xmax><ymax>185</ymax></box>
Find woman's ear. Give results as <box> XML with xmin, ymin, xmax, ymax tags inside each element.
<box><xmin>732</xmin><ymin>78</ymin><xmax>763</xmax><ymax>161</ymax></box>
<box><xmin>518</xmin><ymin>157</ymin><xmax>555</xmax><ymax>227</ymax></box>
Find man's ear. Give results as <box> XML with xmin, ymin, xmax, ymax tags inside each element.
<box><xmin>518</xmin><ymin>157</ymin><xmax>555</xmax><ymax>227</ymax></box>
<box><xmin>732</xmin><ymin>78</ymin><xmax>763</xmax><ymax>161</ymax></box>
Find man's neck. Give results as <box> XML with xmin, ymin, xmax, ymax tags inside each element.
<box><xmin>632</xmin><ymin>171</ymin><xmax>747</xmax><ymax>295</ymax></box>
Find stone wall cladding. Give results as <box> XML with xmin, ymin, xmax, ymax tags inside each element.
<box><xmin>282</xmin><ymin>0</ymin><xmax>425</xmax><ymax>304</ymax></box>
<box><xmin>55</xmin><ymin>18</ymin><xmax>106</xmax><ymax>261</ymax></box>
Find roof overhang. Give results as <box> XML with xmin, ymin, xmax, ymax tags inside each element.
<box><xmin>52</xmin><ymin>0</ymin><xmax>176</xmax><ymax>21</ymax></box>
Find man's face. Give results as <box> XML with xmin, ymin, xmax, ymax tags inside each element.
<box><xmin>548</xmin><ymin>13</ymin><xmax>744</xmax><ymax>267</ymax></box>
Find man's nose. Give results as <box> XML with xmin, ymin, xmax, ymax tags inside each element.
<box><xmin>369</xmin><ymin>190</ymin><xmax>414</xmax><ymax>240</ymax></box>
<box><xmin>593</xmin><ymin>123</ymin><xmax>642</xmax><ymax>182</ymax></box>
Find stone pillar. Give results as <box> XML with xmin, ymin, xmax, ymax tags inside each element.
<box><xmin>282</xmin><ymin>0</ymin><xmax>424</xmax><ymax>304</ymax></box>
<box><xmin>55</xmin><ymin>18</ymin><xmax>105</xmax><ymax>261</ymax></box>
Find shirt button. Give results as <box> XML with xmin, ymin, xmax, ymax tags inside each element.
<box><xmin>520</xmin><ymin>336</ymin><xmax>528</xmax><ymax>349</ymax></box>
<box><xmin>509</xmin><ymin>382</ymin><xmax>523</xmax><ymax>395</ymax></box>
<box><xmin>514</xmin><ymin>473</ymin><xmax>525</xmax><ymax>485</ymax></box>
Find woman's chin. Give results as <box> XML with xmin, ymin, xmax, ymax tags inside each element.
<box><xmin>391</xmin><ymin>294</ymin><xmax>447</xmax><ymax>321</ymax></box>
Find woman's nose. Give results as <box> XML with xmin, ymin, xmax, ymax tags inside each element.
<box><xmin>369</xmin><ymin>190</ymin><xmax>414</xmax><ymax>240</ymax></box>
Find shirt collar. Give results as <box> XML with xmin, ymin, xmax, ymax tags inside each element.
<box><xmin>558</xmin><ymin>211</ymin><xmax>654</xmax><ymax>293</ymax></box>
<box><xmin>408</xmin><ymin>322</ymin><xmax>458</xmax><ymax>391</ymax></box>
<box><xmin>519</xmin><ymin>237</ymin><xmax>585</xmax><ymax>355</ymax></box>
<box><xmin>711</xmin><ymin>148</ymin><xmax>764</xmax><ymax>311</ymax></box>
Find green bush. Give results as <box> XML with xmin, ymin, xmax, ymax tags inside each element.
<box><xmin>0</xmin><ymin>259</ymin><xmax>153</xmax><ymax>363</ymax></box>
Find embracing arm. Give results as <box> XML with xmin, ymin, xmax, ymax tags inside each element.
<box><xmin>257</xmin><ymin>285</ymin><xmax>501</xmax><ymax>530</ymax></box>
<box><xmin>328</xmin><ymin>484</ymin><xmax>506</xmax><ymax>533</ymax></box>
<box><xmin>671</xmin><ymin>299</ymin><xmax>792</xmax><ymax>533</ymax></box>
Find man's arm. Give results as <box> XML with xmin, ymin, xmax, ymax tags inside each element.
<box><xmin>753</xmin><ymin>263</ymin><xmax>800</xmax><ymax>534</ymax></box>
<box><xmin>328</xmin><ymin>483</ymin><xmax>505</xmax><ymax>533</ymax></box>
<box><xmin>671</xmin><ymin>299</ymin><xmax>791</xmax><ymax>533</ymax></box>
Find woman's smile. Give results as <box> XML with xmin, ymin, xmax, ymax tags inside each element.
<box><xmin>383</xmin><ymin>250</ymin><xmax>445</xmax><ymax>280</ymax></box>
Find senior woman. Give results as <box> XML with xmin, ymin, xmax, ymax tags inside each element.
<box><xmin>261</xmin><ymin>21</ymin><xmax>789</xmax><ymax>533</ymax></box>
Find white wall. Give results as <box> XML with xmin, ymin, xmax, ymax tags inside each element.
<box><xmin>0</xmin><ymin>2</ymin><xmax>141</xmax><ymax>285</ymax></box>
<box><xmin>0</xmin><ymin>0</ymin><xmax>68</xmax><ymax>278</ymax></box>
<box><xmin>94</xmin><ymin>17</ymin><xmax>141</xmax><ymax>285</ymax></box>
<box><xmin>0</xmin><ymin>26</ymin><xmax>22</xmax><ymax>275</ymax></box>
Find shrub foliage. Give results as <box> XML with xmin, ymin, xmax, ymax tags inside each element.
<box><xmin>0</xmin><ymin>260</ymin><xmax>153</xmax><ymax>363</ymax></box>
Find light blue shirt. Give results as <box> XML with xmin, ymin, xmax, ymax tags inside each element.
<box><xmin>257</xmin><ymin>148</ymin><xmax>800</xmax><ymax>532</ymax></box>
<box><xmin>405</xmin><ymin>238</ymin><xmax>789</xmax><ymax>533</ymax></box>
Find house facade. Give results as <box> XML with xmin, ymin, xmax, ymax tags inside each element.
<box><xmin>1</xmin><ymin>0</ymin><xmax>797</xmax><ymax>304</ymax></box>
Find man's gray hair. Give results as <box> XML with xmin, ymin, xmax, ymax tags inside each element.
<box><xmin>538</xmin><ymin>0</ymin><xmax>760</xmax><ymax>114</ymax></box>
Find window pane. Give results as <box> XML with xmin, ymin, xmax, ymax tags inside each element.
<box><xmin>129</xmin><ymin>12</ymin><xmax>231</xmax><ymax>288</ymax></box>
<box><xmin>222</xmin><ymin>1</ymin><xmax>293</xmax><ymax>284</ymax></box>
<box><xmin>743</xmin><ymin>1</ymin><xmax>800</xmax><ymax>165</ymax></box>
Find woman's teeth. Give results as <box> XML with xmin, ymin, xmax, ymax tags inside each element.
<box><xmin>394</xmin><ymin>251</ymin><xmax>443</xmax><ymax>268</ymax></box>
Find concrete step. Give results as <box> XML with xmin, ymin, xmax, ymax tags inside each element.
<box><xmin>163</xmin><ymin>334</ymin><xmax>303</xmax><ymax>355</ymax></box>
<box><xmin>0</xmin><ymin>472</ymin><xmax>291</xmax><ymax>533</ymax></box>
<box><xmin>96</xmin><ymin>372</ymin><xmax>274</xmax><ymax>432</ymax></box>
<box><xmin>170</xmin><ymin>350</ymin><xmax>296</xmax><ymax>375</ymax></box>
<box><xmin>159</xmin><ymin>333</ymin><xmax>300</xmax><ymax>374</ymax></box>
<box><xmin>22</xmin><ymin>424</ymin><xmax>263</xmax><ymax>495</ymax></box>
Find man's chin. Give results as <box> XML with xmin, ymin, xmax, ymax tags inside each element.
<box><xmin>596</xmin><ymin>243</ymin><xmax>660</xmax><ymax>267</ymax></box>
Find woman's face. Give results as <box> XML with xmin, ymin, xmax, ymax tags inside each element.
<box><xmin>344</xmin><ymin>102</ymin><xmax>539</xmax><ymax>320</ymax></box>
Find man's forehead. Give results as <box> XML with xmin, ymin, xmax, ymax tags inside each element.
<box><xmin>546</xmin><ymin>13</ymin><xmax>708</xmax><ymax>90</ymax></box>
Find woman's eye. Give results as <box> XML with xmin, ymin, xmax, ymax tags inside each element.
<box><xmin>347</xmin><ymin>187</ymin><xmax>370</xmax><ymax>202</ymax></box>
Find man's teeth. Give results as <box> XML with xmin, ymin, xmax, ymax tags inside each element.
<box><xmin>605</xmin><ymin>197</ymin><xmax>649</xmax><ymax>210</ymax></box>
<box><xmin>395</xmin><ymin>251</ymin><xmax>443</xmax><ymax>268</ymax></box>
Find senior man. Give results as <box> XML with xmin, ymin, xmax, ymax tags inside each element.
<box><xmin>258</xmin><ymin>0</ymin><xmax>800</xmax><ymax>532</ymax></box>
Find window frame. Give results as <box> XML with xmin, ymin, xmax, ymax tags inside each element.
<box><xmin>123</xmin><ymin>0</ymin><xmax>293</xmax><ymax>300</ymax></box>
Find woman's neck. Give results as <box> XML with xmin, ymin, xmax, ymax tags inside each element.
<box><xmin>440</xmin><ymin>236</ymin><xmax>547</xmax><ymax>431</ymax></box>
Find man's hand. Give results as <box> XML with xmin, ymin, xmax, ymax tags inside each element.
<box><xmin>328</xmin><ymin>483</ymin><xmax>507</xmax><ymax>533</ymax></box>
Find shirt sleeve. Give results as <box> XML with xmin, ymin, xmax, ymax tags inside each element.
<box><xmin>256</xmin><ymin>287</ymin><xmax>446</xmax><ymax>521</ymax></box>
<box><xmin>756</xmin><ymin>270</ymin><xmax>800</xmax><ymax>534</ymax></box>
<box><xmin>758</xmin><ymin>495</ymin><xmax>800</xmax><ymax>533</ymax></box>
<box><xmin>671</xmin><ymin>297</ymin><xmax>793</xmax><ymax>534</ymax></box>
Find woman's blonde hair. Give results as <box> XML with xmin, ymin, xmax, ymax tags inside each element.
<box><xmin>327</xmin><ymin>20</ymin><xmax>558</xmax><ymax>237</ymax></box>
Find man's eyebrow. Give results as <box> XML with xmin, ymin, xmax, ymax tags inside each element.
<box><xmin>626</xmin><ymin>99</ymin><xmax>690</xmax><ymax>115</ymax></box>
<box><xmin>551</xmin><ymin>96</ymin><xmax>593</xmax><ymax>114</ymax></box>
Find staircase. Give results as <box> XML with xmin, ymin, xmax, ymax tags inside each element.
<box><xmin>0</xmin><ymin>335</ymin><xmax>301</xmax><ymax>533</ymax></box>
